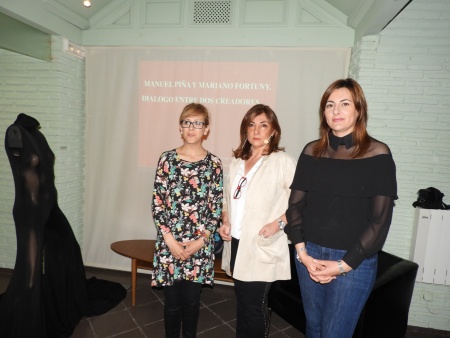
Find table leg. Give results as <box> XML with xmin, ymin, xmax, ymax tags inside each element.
<box><xmin>131</xmin><ymin>258</ymin><xmax>137</xmax><ymax>306</ymax></box>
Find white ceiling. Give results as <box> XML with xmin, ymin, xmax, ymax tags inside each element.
<box><xmin>60</xmin><ymin>0</ymin><xmax>110</xmax><ymax>19</ymax></box>
<box><xmin>0</xmin><ymin>0</ymin><xmax>412</xmax><ymax>51</ymax></box>
<box><xmin>61</xmin><ymin>0</ymin><xmax>404</xmax><ymax>23</ymax></box>
<box><xmin>326</xmin><ymin>0</ymin><xmax>364</xmax><ymax>16</ymax></box>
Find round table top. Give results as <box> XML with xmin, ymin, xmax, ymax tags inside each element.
<box><xmin>110</xmin><ymin>239</ymin><xmax>156</xmax><ymax>263</ymax></box>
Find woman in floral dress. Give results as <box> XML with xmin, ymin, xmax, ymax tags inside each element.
<box><xmin>151</xmin><ymin>103</ymin><xmax>223</xmax><ymax>338</ymax></box>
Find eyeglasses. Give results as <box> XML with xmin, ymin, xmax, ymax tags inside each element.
<box><xmin>233</xmin><ymin>177</ymin><xmax>247</xmax><ymax>199</ymax></box>
<box><xmin>180</xmin><ymin>120</ymin><xmax>205</xmax><ymax>129</ymax></box>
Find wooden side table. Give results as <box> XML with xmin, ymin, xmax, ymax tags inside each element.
<box><xmin>214</xmin><ymin>257</ymin><xmax>233</xmax><ymax>283</ymax></box>
<box><xmin>110</xmin><ymin>239</ymin><xmax>156</xmax><ymax>306</ymax></box>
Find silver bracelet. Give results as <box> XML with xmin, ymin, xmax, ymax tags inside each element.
<box><xmin>296</xmin><ymin>247</ymin><xmax>307</xmax><ymax>263</ymax></box>
<box><xmin>337</xmin><ymin>260</ymin><xmax>346</xmax><ymax>276</ymax></box>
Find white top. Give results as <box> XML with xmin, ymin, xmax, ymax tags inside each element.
<box><xmin>230</xmin><ymin>157</ymin><xmax>263</xmax><ymax>239</ymax></box>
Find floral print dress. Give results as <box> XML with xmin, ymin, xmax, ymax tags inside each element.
<box><xmin>151</xmin><ymin>150</ymin><xmax>223</xmax><ymax>287</ymax></box>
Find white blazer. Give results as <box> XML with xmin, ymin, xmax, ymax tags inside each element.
<box><xmin>221</xmin><ymin>151</ymin><xmax>296</xmax><ymax>282</ymax></box>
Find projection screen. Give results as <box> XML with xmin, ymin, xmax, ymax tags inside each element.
<box><xmin>83</xmin><ymin>47</ymin><xmax>350</xmax><ymax>270</ymax></box>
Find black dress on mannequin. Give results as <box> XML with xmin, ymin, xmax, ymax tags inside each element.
<box><xmin>0</xmin><ymin>114</ymin><xmax>88</xmax><ymax>338</ymax></box>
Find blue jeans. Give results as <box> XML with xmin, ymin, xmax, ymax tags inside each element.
<box><xmin>296</xmin><ymin>242</ymin><xmax>377</xmax><ymax>338</ymax></box>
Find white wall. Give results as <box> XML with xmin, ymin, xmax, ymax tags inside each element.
<box><xmin>349</xmin><ymin>0</ymin><xmax>450</xmax><ymax>330</ymax></box>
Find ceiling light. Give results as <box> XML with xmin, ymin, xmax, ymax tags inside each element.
<box><xmin>83</xmin><ymin>0</ymin><xmax>91</xmax><ymax>8</ymax></box>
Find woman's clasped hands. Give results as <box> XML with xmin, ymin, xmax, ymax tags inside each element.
<box><xmin>301</xmin><ymin>254</ymin><xmax>351</xmax><ymax>284</ymax></box>
<box><xmin>163</xmin><ymin>233</ymin><xmax>206</xmax><ymax>260</ymax></box>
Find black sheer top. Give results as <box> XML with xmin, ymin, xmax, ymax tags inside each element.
<box><xmin>285</xmin><ymin>133</ymin><xmax>397</xmax><ymax>269</ymax></box>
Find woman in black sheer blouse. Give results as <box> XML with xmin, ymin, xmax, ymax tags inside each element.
<box><xmin>284</xmin><ymin>78</ymin><xmax>397</xmax><ymax>338</ymax></box>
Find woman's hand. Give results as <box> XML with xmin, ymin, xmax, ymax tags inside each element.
<box><xmin>294</xmin><ymin>244</ymin><xmax>331</xmax><ymax>283</ymax></box>
<box><xmin>307</xmin><ymin>259</ymin><xmax>352</xmax><ymax>284</ymax></box>
<box><xmin>183</xmin><ymin>238</ymin><xmax>205</xmax><ymax>256</ymax></box>
<box><xmin>219</xmin><ymin>222</ymin><xmax>232</xmax><ymax>241</ymax></box>
<box><xmin>163</xmin><ymin>233</ymin><xmax>190</xmax><ymax>260</ymax></box>
<box><xmin>258</xmin><ymin>220</ymin><xmax>279</xmax><ymax>238</ymax></box>
<box><xmin>297</xmin><ymin>254</ymin><xmax>327</xmax><ymax>281</ymax></box>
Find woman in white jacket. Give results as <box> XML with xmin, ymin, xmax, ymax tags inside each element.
<box><xmin>219</xmin><ymin>104</ymin><xmax>296</xmax><ymax>338</ymax></box>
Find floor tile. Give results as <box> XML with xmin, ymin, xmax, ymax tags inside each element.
<box><xmin>197</xmin><ymin>306</ymin><xmax>226</xmax><ymax>332</ymax></box>
<box><xmin>197</xmin><ymin>323</ymin><xmax>236</xmax><ymax>337</ymax></box>
<box><xmin>127</xmin><ymin>287</ymin><xmax>162</xmax><ymax>307</ymax></box>
<box><xmin>128</xmin><ymin>300</ymin><xmax>164</xmax><ymax>326</ymax></box>
<box><xmin>208</xmin><ymin>299</ymin><xmax>237</xmax><ymax>323</ymax></box>
<box><xmin>141</xmin><ymin>319</ymin><xmax>165</xmax><ymax>338</ymax></box>
<box><xmin>90</xmin><ymin>309</ymin><xmax>137</xmax><ymax>337</ymax></box>
<box><xmin>70</xmin><ymin>318</ymin><xmax>96</xmax><ymax>338</ymax></box>
<box><xmin>1</xmin><ymin>267</ymin><xmax>449</xmax><ymax>338</ymax></box>
<box><xmin>270</xmin><ymin>311</ymin><xmax>293</xmax><ymax>331</ymax></box>
<box><xmin>269</xmin><ymin>332</ymin><xmax>291</xmax><ymax>338</ymax></box>
<box><xmin>280</xmin><ymin>326</ymin><xmax>306</xmax><ymax>338</ymax></box>
<box><xmin>110</xmin><ymin>328</ymin><xmax>147</xmax><ymax>338</ymax></box>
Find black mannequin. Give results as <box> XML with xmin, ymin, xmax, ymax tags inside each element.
<box><xmin>0</xmin><ymin>114</ymin><xmax>88</xmax><ymax>338</ymax></box>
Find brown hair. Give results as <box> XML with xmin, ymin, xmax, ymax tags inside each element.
<box><xmin>233</xmin><ymin>104</ymin><xmax>284</xmax><ymax>160</ymax></box>
<box><xmin>313</xmin><ymin>78</ymin><xmax>371</xmax><ymax>158</ymax></box>
<box><xmin>179</xmin><ymin>103</ymin><xmax>210</xmax><ymax>126</ymax></box>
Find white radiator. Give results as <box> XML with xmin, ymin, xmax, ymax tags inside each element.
<box><xmin>410</xmin><ymin>208</ymin><xmax>450</xmax><ymax>285</ymax></box>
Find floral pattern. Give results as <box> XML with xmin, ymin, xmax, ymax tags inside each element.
<box><xmin>151</xmin><ymin>150</ymin><xmax>223</xmax><ymax>287</ymax></box>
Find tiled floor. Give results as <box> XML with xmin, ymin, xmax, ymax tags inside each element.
<box><xmin>1</xmin><ymin>267</ymin><xmax>450</xmax><ymax>338</ymax></box>
<box><xmin>73</xmin><ymin>267</ymin><xmax>305</xmax><ymax>338</ymax></box>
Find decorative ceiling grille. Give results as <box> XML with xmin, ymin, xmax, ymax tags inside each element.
<box><xmin>193</xmin><ymin>1</ymin><xmax>232</xmax><ymax>24</ymax></box>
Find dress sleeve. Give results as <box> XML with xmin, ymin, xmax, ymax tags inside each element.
<box><xmin>343</xmin><ymin>195</ymin><xmax>395</xmax><ymax>269</ymax></box>
<box><xmin>284</xmin><ymin>153</ymin><xmax>298</xmax><ymax>193</ymax></box>
<box><xmin>344</xmin><ymin>151</ymin><xmax>397</xmax><ymax>269</ymax></box>
<box><xmin>284</xmin><ymin>189</ymin><xmax>307</xmax><ymax>244</ymax></box>
<box><xmin>205</xmin><ymin>157</ymin><xmax>223</xmax><ymax>234</ymax></box>
<box><xmin>152</xmin><ymin>153</ymin><xmax>171</xmax><ymax>234</ymax></box>
<box><xmin>284</xmin><ymin>152</ymin><xmax>308</xmax><ymax>244</ymax></box>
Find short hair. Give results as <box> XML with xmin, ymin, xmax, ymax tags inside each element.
<box><xmin>314</xmin><ymin>78</ymin><xmax>371</xmax><ymax>158</ymax></box>
<box><xmin>179</xmin><ymin>103</ymin><xmax>210</xmax><ymax>126</ymax></box>
<box><xmin>233</xmin><ymin>104</ymin><xmax>284</xmax><ymax>160</ymax></box>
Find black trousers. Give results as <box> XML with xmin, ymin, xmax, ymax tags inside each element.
<box><xmin>231</xmin><ymin>238</ymin><xmax>272</xmax><ymax>338</ymax></box>
<box><xmin>163</xmin><ymin>280</ymin><xmax>202</xmax><ymax>338</ymax></box>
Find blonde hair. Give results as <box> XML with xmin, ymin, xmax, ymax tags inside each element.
<box><xmin>179</xmin><ymin>103</ymin><xmax>210</xmax><ymax>126</ymax></box>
